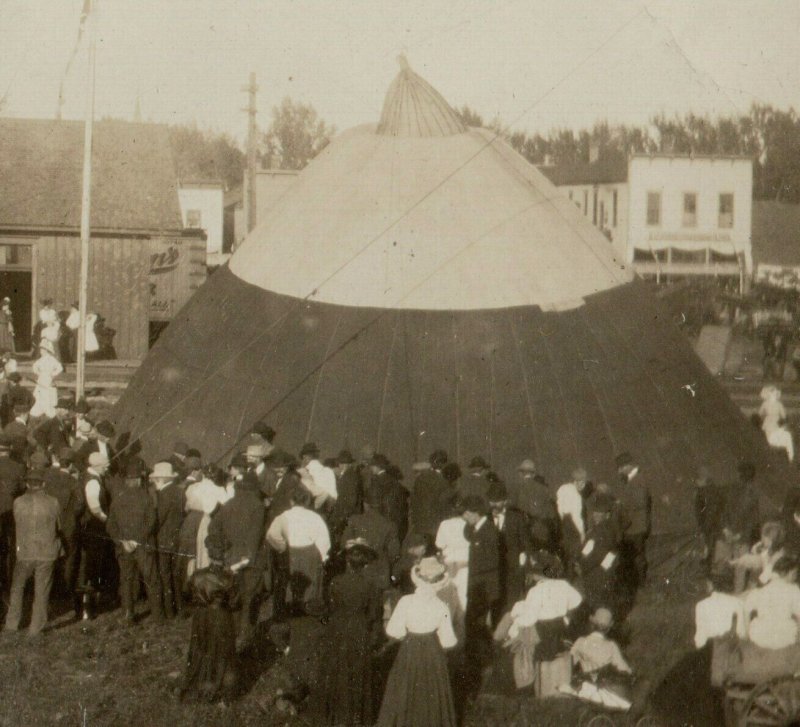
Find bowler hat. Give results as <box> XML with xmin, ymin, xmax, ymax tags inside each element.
<box><xmin>299</xmin><ymin>442</ymin><xmax>320</xmax><ymax>457</ymax></box>
<box><xmin>186</xmin><ymin>448</ymin><xmax>202</xmax><ymax>459</ymax></box>
<box><xmin>229</xmin><ymin>453</ymin><xmax>247</xmax><ymax>469</ymax></box>
<box><xmin>184</xmin><ymin>455</ymin><xmax>202</xmax><ymax>471</ymax></box>
<box><xmin>266</xmin><ymin>448</ymin><xmax>294</xmax><ymax>468</ymax></box>
<box><xmin>487</xmin><ymin>481</ymin><xmax>509</xmax><ymax>503</ymax></box>
<box><xmin>27</xmin><ymin>468</ymin><xmax>46</xmax><ymax>483</ymax></box>
<box><xmin>468</xmin><ymin>456</ymin><xmax>490</xmax><ymax>470</ymax></box>
<box><xmin>370</xmin><ymin>453</ymin><xmax>389</xmax><ymax>468</ymax></box>
<box><xmin>337</xmin><ymin>449</ymin><xmax>355</xmax><ymax>465</ymax></box>
<box><xmin>614</xmin><ymin>452</ymin><xmax>634</xmax><ymax>469</ymax></box>
<box><xmin>95</xmin><ymin>420</ymin><xmax>115</xmax><ymax>438</ymax></box>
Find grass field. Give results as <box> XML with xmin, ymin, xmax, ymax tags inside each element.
<box><xmin>0</xmin><ymin>538</ymin><xmax>708</xmax><ymax>727</ymax></box>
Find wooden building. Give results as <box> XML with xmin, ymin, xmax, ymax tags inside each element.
<box><xmin>0</xmin><ymin>118</ymin><xmax>205</xmax><ymax>359</ymax></box>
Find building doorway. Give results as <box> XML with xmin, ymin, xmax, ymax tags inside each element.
<box><xmin>0</xmin><ymin>270</ymin><xmax>32</xmax><ymax>353</ymax></box>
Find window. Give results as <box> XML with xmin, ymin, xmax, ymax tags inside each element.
<box><xmin>682</xmin><ymin>193</ymin><xmax>697</xmax><ymax>227</ymax></box>
<box><xmin>592</xmin><ymin>189</ymin><xmax>598</xmax><ymax>225</ymax></box>
<box><xmin>599</xmin><ymin>201</ymin><xmax>605</xmax><ymax>228</ymax></box>
<box><xmin>646</xmin><ymin>192</ymin><xmax>661</xmax><ymax>226</ymax></box>
<box><xmin>612</xmin><ymin>190</ymin><xmax>618</xmax><ymax>227</ymax></box>
<box><xmin>186</xmin><ymin>209</ymin><xmax>202</xmax><ymax>228</ymax></box>
<box><xmin>583</xmin><ymin>190</ymin><xmax>588</xmax><ymax>216</ymax></box>
<box><xmin>719</xmin><ymin>193</ymin><xmax>734</xmax><ymax>228</ymax></box>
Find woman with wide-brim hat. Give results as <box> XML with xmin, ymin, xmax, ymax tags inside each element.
<box><xmin>377</xmin><ymin>556</ymin><xmax>457</xmax><ymax>727</ymax></box>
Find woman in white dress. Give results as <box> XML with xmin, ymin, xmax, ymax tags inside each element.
<box><xmin>30</xmin><ymin>339</ymin><xmax>63</xmax><ymax>418</ymax></box>
<box><xmin>435</xmin><ymin>512</ymin><xmax>470</xmax><ymax>640</ymax></box>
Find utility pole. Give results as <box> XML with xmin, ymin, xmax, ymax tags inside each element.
<box><xmin>241</xmin><ymin>72</ymin><xmax>258</xmax><ymax>233</ymax></box>
<box><xmin>76</xmin><ymin>0</ymin><xmax>97</xmax><ymax>403</ymax></box>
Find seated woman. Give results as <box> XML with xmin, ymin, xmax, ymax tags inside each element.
<box><xmin>566</xmin><ymin>607</ymin><xmax>634</xmax><ymax>709</ymax></box>
<box><xmin>731</xmin><ymin>520</ymin><xmax>785</xmax><ymax>587</ymax></box>
<box><xmin>744</xmin><ymin>555</ymin><xmax>800</xmax><ymax>650</ymax></box>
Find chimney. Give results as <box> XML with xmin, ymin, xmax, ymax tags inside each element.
<box><xmin>589</xmin><ymin>142</ymin><xmax>600</xmax><ymax>164</ymax></box>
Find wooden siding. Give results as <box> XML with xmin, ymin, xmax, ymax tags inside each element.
<box><xmin>36</xmin><ymin>236</ymin><xmax>150</xmax><ymax>359</ymax></box>
<box><xmin>149</xmin><ymin>236</ymin><xmax>207</xmax><ymax>321</ymax></box>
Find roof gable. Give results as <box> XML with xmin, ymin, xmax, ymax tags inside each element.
<box><xmin>0</xmin><ymin>118</ymin><xmax>183</xmax><ymax>232</ymax></box>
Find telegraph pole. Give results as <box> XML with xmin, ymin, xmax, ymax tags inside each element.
<box><xmin>241</xmin><ymin>72</ymin><xmax>258</xmax><ymax>233</ymax></box>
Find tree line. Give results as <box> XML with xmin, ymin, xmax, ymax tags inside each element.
<box><xmin>167</xmin><ymin>99</ymin><xmax>800</xmax><ymax>204</ymax></box>
<box><xmin>457</xmin><ymin>103</ymin><xmax>800</xmax><ymax>203</ymax></box>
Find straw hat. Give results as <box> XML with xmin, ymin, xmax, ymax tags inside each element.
<box><xmin>148</xmin><ymin>461</ymin><xmax>178</xmax><ymax>480</ymax></box>
<box><xmin>410</xmin><ymin>556</ymin><xmax>450</xmax><ymax>591</ymax></box>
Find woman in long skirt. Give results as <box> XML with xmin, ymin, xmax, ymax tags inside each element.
<box><xmin>180</xmin><ymin>565</ymin><xmax>239</xmax><ymax>704</ymax></box>
<box><xmin>377</xmin><ymin>556</ymin><xmax>457</xmax><ymax>727</ymax></box>
<box><xmin>316</xmin><ymin>540</ymin><xmax>384</xmax><ymax>726</ymax></box>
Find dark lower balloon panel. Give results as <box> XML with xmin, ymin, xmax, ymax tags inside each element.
<box><xmin>113</xmin><ymin>266</ymin><xmax>790</xmax><ymax>533</ymax></box>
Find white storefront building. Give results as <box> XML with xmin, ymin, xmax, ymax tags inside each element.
<box><xmin>541</xmin><ymin>152</ymin><xmax>753</xmax><ymax>286</ymax></box>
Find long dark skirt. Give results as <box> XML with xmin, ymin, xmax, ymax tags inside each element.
<box><xmin>288</xmin><ymin>544</ymin><xmax>323</xmax><ymax>607</ymax></box>
<box><xmin>377</xmin><ymin>632</ymin><xmax>456</xmax><ymax>727</ymax></box>
<box><xmin>181</xmin><ymin>603</ymin><xmax>237</xmax><ymax>703</ymax></box>
<box><xmin>316</xmin><ymin>613</ymin><xmax>375</xmax><ymax>726</ymax></box>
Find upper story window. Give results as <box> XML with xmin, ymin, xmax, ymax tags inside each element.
<box><xmin>646</xmin><ymin>191</ymin><xmax>661</xmax><ymax>226</ymax></box>
<box><xmin>583</xmin><ymin>190</ymin><xmax>588</xmax><ymax>216</ymax></box>
<box><xmin>719</xmin><ymin>193</ymin><xmax>734</xmax><ymax>228</ymax></box>
<box><xmin>186</xmin><ymin>209</ymin><xmax>202</xmax><ymax>228</ymax></box>
<box><xmin>612</xmin><ymin>190</ymin><xmax>618</xmax><ymax>227</ymax></box>
<box><xmin>682</xmin><ymin>192</ymin><xmax>697</xmax><ymax>227</ymax></box>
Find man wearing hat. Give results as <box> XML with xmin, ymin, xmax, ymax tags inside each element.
<box><xmin>78</xmin><ymin>451</ymin><xmax>113</xmax><ymax>611</ymax></box>
<box><xmin>207</xmin><ymin>470</ymin><xmax>267</xmax><ymax>647</ymax></box>
<box><xmin>298</xmin><ymin>442</ymin><xmax>337</xmax><ymax>511</ymax></box>
<box><xmin>557</xmin><ymin>467</ymin><xmax>592</xmax><ymax>576</ymax></box>
<box><xmin>369</xmin><ymin>453</ymin><xmax>408</xmax><ymax>543</ymax></box>
<box><xmin>3</xmin><ymin>387</ymin><xmax>35</xmax><ymax>463</ymax></box>
<box><xmin>245</xmin><ymin>441</ymin><xmax>276</xmax><ymax>501</ymax></box>
<box><xmin>44</xmin><ymin>447</ymin><xmax>81</xmax><ymax>601</ymax></box>
<box><xmin>107</xmin><ymin>460</ymin><xmax>164</xmax><ymax>623</ymax></box>
<box><xmin>265</xmin><ymin>449</ymin><xmax>300</xmax><ymax>524</ymax></box>
<box><xmin>614</xmin><ymin>452</ymin><xmax>651</xmax><ymax>594</ymax></box>
<box><xmin>578</xmin><ymin>492</ymin><xmax>620</xmax><ymax>613</ymax></box>
<box><xmin>329</xmin><ymin>450</ymin><xmax>362</xmax><ymax>542</ymax></box>
<box><xmin>152</xmin><ymin>462</ymin><xmax>185</xmax><ymax>618</ymax></box>
<box><xmin>168</xmin><ymin>441</ymin><xmax>190</xmax><ymax>481</ymax></box>
<box><xmin>244</xmin><ymin>421</ymin><xmax>276</xmax><ymax>453</ymax></box>
<box><xmin>3</xmin><ymin>469</ymin><xmax>61</xmax><ymax>637</ymax></box>
<box><xmin>341</xmin><ymin>483</ymin><xmax>400</xmax><ymax>589</ymax></box>
<box><xmin>33</xmin><ymin>396</ymin><xmax>73</xmax><ymax>454</ymax></box>
<box><xmin>458</xmin><ymin>455</ymin><xmax>492</xmax><ymax>501</ymax></box>
<box><xmin>409</xmin><ymin>449</ymin><xmax>450</xmax><ymax>540</ymax></box>
<box><xmin>461</xmin><ymin>494</ymin><xmax>501</xmax><ymax>680</ymax></box>
<box><xmin>487</xmin><ymin>480</ymin><xmax>531</xmax><ymax>617</ymax></box>
<box><xmin>75</xmin><ymin>420</ymin><xmax>116</xmax><ymax>474</ymax></box>
<box><xmin>0</xmin><ymin>431</ymin><xmax>24</xmax><ymax>589</ymax></box>
<box><xmin>511</xmin><ymin>459</ymin><xmax>558</xmax><ymax>551</ymax></box>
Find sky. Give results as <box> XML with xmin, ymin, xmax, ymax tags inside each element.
<box><xmin>0</xmin><ymin>0</ymin><xmax>798</xmax><ymax>144</ymax></box>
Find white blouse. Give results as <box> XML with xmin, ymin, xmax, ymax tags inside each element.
<box><xmin>509</xmin><ymin>578</ymin><xmax>583</xmax><ymax>638</ymax></box>
<box><xmin>436</xmin><ymin>517</ymin><xmax>470</xmax><ymax>565</ymax></box>
<box><xmin>386</xmin><ymin>590</ymin><xmax>457</xmax><ymax>648</ymax></box>
<box><xmin>266</xmin><ymin>505</ymin><xmax>331</xmax><ymax>560</ymax></box>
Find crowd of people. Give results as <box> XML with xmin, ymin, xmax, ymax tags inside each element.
<box><xmin>0</xmin><ymin>374</ymin><xmax>663</xmax><ymax>726</ymax></box>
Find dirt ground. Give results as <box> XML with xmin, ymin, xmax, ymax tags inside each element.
<box><xmin>0</xmin><ymin>538</ymin><xmax>714</xmax><ymax>727</ymax></box>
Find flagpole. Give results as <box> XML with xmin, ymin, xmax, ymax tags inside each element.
<box><xmin>76</xmin><ymin>1</ymin><xmax>96</xmax><ymax>404</ymax></box>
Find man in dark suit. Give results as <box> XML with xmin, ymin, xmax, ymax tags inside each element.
<box><xmin>152</xmin><ymin>462</ymin><xmax>185</xmax><ymax>618</ymax></box>
<box><xmin>409</xmin><ymin>449</ymin><xmax>451</xmax><ymax>540</ymax></box>
<box><xmin>44</xmin><ymin>446</ymin><xmax>81</xmax><ymax>599</ymax></box>
<box><xmin>3</xmin><ymin>388</ymin><xmax>35</xmax><ymax>464</ymax></box>
<box><xmin>33</xmin><ymin>397</ymin><xmax>73</xmax><ymax>455</ymax></box>
<box><xmin>370</xmin><ymin>453</ymin><xmax>408</xmax><ymax>543</ymax></box>
<box><xmin>341</xmin><ymin>485</ymin><xmax>400</xmax><ymax>588</ymax></box>
<box><xmin>487</xmin><ymin>481</ymin><xmax>531</xmax><ymax>619</ymax></box>
<box><xmin>74</xmin><ymin>420</ymin><xmax>117</xmax><ymax>474</ymax></box>
<box><xmin>330</xmin><ymin>450</ymin><xmax>362</xmax><ymax>542</ymax></box>
<box><xmin>207</xmin><ymin>470</ymin><xmax>267</xmax><ymax>647</ymax></box>
<box><xmin>458</xmin><ymin>456</ymin><xmax>492</xmax><ymax>501</ymax></box>
<box><xmin>0</xmin><ymin>432</ymin><xmax>24</xmax><ymax>589</ymax></box>
<box><xmin>461</xmin><ymin>494</ymin><xmax>501</xmax><ymax>684</ymax></box>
